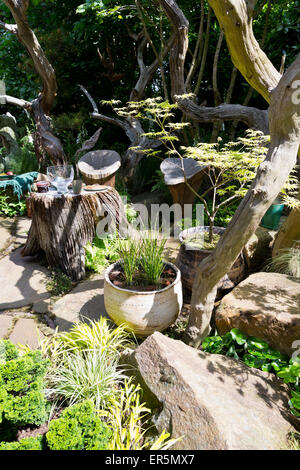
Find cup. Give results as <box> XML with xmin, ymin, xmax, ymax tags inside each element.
<box><xmin>72</xmin><ymin>180</ymin><xmax>83</xmax><ymax>194</ymax></box>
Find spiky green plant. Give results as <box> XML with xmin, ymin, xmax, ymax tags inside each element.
<box><xmin>266</xmin><ymin>246</ymin><xmax>300</xmax><ymax>278</ymax></box>
<box><xmin>115</xmin><ymin>237</ymin><xmax>141</xmax><ymax>286</ymax></box>
<box><xmin>57</xmin><ymin>318</ymin><xmax>135</xmax><ymax>356</ymax></box>
<box><xmin>99</xmin><ymin>378</ymin><xmax>181</xmax><ymax>450</ymax></box>
<box><xmin>46</xmin><ymin>349</ymin><xmax>124</xmax><ymax>410</ymax></box>
<box><xmin>39</xmin><ymin>318</ymin><xmax>135</xmax><ymax>365</ymax></box>
<box><xmin>140</xmin><ymin>233</ymin><xmax>166</xmax><ymax>285</ymax></box>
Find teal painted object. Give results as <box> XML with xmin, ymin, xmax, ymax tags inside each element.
<box><xmin>261</xmin><ymin>201</ymin><xmax>284</xmax><ymax>230</ymax></box>
<box><xmin>0</xmin><ymin>172</ymin><xmax>38</xmax><ymax>199</ymax></box>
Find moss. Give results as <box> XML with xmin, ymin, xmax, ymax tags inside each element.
<box><xmin>185</xmin><ymin>232</ymin><xmax>221</xmax><ymax>250</ymax></box>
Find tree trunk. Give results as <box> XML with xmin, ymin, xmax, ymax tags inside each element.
<box><xmin>158</xmin><ymin>0</ymin><xmax>300</xmax><ymax>347</ymax></box>
<box><xmin>0</xmin><ymin>0</ymin><xmax>66</xmax><ymax>164</ymax></box>
<box><xmin>22</xmin><ymin>189</ymin><xmax>126</xmax><ymax>281</ymax></box>
<box><xmin>272</xmin><ymin>187</ymin><xmax>300</xmax><ymax>257</ymax></box>
<box><xmin>184</xmin><ymin>57</ymin><xmax>300</xmax><ymax>346</ymax></box>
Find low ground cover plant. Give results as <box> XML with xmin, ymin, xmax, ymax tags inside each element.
<box><xmin>202</xmin><ymin>328</ymin><xmax>300</xmax><ymax>416</ymax></box>
<box><xmin>46</xmin><ymin>268</ymin><xmax>73</xmax><ymax>297</ymax></box>
<box><xmin>0</xmin><ymin>193</ymin><xmax>27</xmax><ymax>217</ymax></box>
<box><xmin>0</xmin><ymin>341</ymin><xmax>50</xmax><ymax>441</ymax></box>
<box><xmin>46</xmin><ymin>400</ymin><xmax>112</xmax><ymax>450</ymax></box>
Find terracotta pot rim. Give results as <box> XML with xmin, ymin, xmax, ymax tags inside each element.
<box><xmin>104</xmin><ymin>261</ymin><xmax>181</xmax><ymax>295</ymax></box>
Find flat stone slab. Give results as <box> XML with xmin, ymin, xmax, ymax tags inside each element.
<box><xmin>0</xmin><ymin>217</ymin><xmax>15</xmax><ymax>253</ymax></box>
<box><xmin>215</xmin><ymin>272</ymin><xmax>300</xmax><ymax>356</ymax></box>
<box><xmin>52</xmin><ymin>274</ymin><xmax>108</xmax><ymax>331</ymax></box>
<box><xmin>14</xmin><ymin>217</ymin><xmax>31</xmax><ymax>248</ymax></box>
<box><xmin>0</xmin><ymin>248</ymin><xmax>51</xmax><ymax>310</ymax></box>
<box><xmin>0</xmin><ymin>314</ymin><xmax>14</xmax><ymax>338</ymax></box>
<box><xmin>9</xmin><ymin>318</ymin><xmax>44</xmax><ymax>349</ymax></box>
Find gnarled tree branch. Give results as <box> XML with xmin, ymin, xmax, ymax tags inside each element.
<box><xmin>1</xmin><ymin>0</ymin><xmax>66</xmax><ymax>164</ymax></box>
<box><xmin>159</xmin><ymin>0</ymin><xmax>269</xmax><ymax>134</ymax></box>
<box><xmin>207</xmin><ymin>0</ymin><xmax>281</xmax><ymax>102</ymax></box>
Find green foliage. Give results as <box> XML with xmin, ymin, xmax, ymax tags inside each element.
<box><xmin>85</xmin><ymin>235</ymin><xmax>119</xmax><ymax>274</ymax></box>
<box><xmin>100</xmin><ymin>378</ymin><xmax>179</xmax><ymax>450</ymax></box>
<box><xmin>0</xmin><ymin>341</ymin><xmax>50</xmax><ymax>438</ymax></box>
<box><xmin>56</xmin><ymin>318</ymin><xmax>134</xmax><ymax>356</ymax></box>
<box><xmin>140</xmin><ymin>235</ymin><xmax>166</xmax><ymax>285</ymax></box>
<box><xmin>0</xmin><ymin>340</ymin><xmax>19</xmax><ymax>363</ymax></box>
<box><xmin>46</xmin><ymin>400</ymin><xmax>112</xmax><ymax>450</ymax></box>
<box><xmin>0</xmin><ymin>435</ymin><xmax>44</xmax><ymax>450</ymax></box>
<box><xmin>0</xmin><ymin>193</ymin><xmax>27</xmax><ymax>217</ymax></box>
<box><xmin>1</xmin><ymin>134</ymin><xmax>38</xmax><ymax>175</ymax></box>
<box><xmin>46</xmin><ymin>348</ymin><xmax>124</xmax><ymax>409</ymax></box>
<box><xmin>116</xmin><ymin>237</ymin><xmax>141</xmax><ymax>286</ymax></box>
<box><xmin>46</xmin><ymin>269</ymin><xmax>73</xmax><ymax>296</ymax></box>
<box><xmin>40</xmin><ymin>318</ymin><xmax>134</xmax><ymax>365</ymax></box>
<box><xmin>202</xmin><ymin>329</ymin><xmax>300</xmax><ymax>416</ymax></box>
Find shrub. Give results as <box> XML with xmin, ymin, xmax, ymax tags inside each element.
<box><xmin>46</xmin><ymin>400</ymin><xmax>112</xmax><ymax>450</ymax></box>
<box><xmin>0</xmin><ymin>435</ymin><xmax>44</xmax><ymax>450</ymax></box>
<box><xmin>0</xmin><ymin>341</ymin><xmax>50</xmax><ymax>431</ymax></box>
<box><xmin>0</xmin><ymin>340</ymin><xmax>19</xmax><ymax>362</ymax></box>
<box><xmin>0</xmin><ymin>193</ymin><xmax>27</xmax><ymax>217</ymax></box>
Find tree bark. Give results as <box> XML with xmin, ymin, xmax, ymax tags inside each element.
<box><xmin>272</xmin><ymin>187</ymin><xmax>300</xmax><ymax>257</ymax></box>
<box><xmin>176</xmin><ymin>97</ymin><xmax>269</xmax><ymax>134</ymax></box>
<box><xmin>0</xmin><ymin>0</ymin><xmax>66</xmax><ymax>164</ymax></box>
<box><xmin>22</xmin><ymin>189</ymin><xmax>126</xmax><ymax>281</ymax></box>
<box><xmin>207</xmin><ymin>0</ymin><xmax>280</xmax><ymax>102</ymax></box>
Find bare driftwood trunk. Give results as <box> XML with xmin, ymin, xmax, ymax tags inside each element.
<box><xmin>159</xmin><ymin>0</ymin><xmax>300</xmax><ymax>347</ymax></box>
<box><xmin>22</xmin><ymin>189</ymin><xmax>126</xmax><ymax>281</ymax></box>
<box><xmin>0</xmin><ymin>0</ymin><xmax>66</xmax><ymax>164</ymax></box>
<box><xmin>80</xmin><ymin>23</ymin><xmax>175</xmax><ymax>178</ymax></box>
<box><xmin>160</xmin><ymin>0</ymin><xmax>270</xmax><ymax>134</ymax></box>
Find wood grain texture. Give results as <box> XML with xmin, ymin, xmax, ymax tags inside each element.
<box><xmin>22</xmin><ymin>189</ymin><xmax>126</xmax><ymax>281</ymax></box>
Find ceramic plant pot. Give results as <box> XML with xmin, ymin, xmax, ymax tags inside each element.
<box><xmin>104</xmin><ymin>261</ymin><xmax>183</xmax><ymax>336</ymax></box>
<box><xmin>176</xmin><ymin>226</ymin><xmax>246</xmax><ymax>301</ymax></box>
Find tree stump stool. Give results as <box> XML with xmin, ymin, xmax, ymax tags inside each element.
<box><xmin>22</xmin><ymin>187</ymin><xmax>126</xmax><ymax>281</ymax></box>
<box><xmin>160</xmin><ymin>158</ymin><xmax>207</xmax><ymax>208</ymax></box>
<box><xmin>78</xmin><ymin>150</ymin><xmax>121</xmax><ymax>187</ymax></box>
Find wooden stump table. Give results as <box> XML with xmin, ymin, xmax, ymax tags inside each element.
<box><xmin>22</xmin><ymin>187</ymin><xmax>126</xmax><ymax>281</ymax></box>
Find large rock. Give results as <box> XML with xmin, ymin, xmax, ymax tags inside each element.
<box><xmin>122</xmin><ymin>332</ymin><xmax>297</xmax><ymax>450</ymax></box>
<box><xmin>215</xmin><ymin>272</ymin><xmax>300</xmax><ymax>356</ymax></box>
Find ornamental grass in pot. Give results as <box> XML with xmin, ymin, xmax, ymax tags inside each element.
<box><xmin>104</xmin><ymin>234</ymin><xmax>182</xmax><ymax>337</ymax></box>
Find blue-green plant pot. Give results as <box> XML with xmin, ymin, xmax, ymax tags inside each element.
<box><xmin>261</xmin><ymin>203</ymin><xmax>284</xmax><ymax>231</ymax></box>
